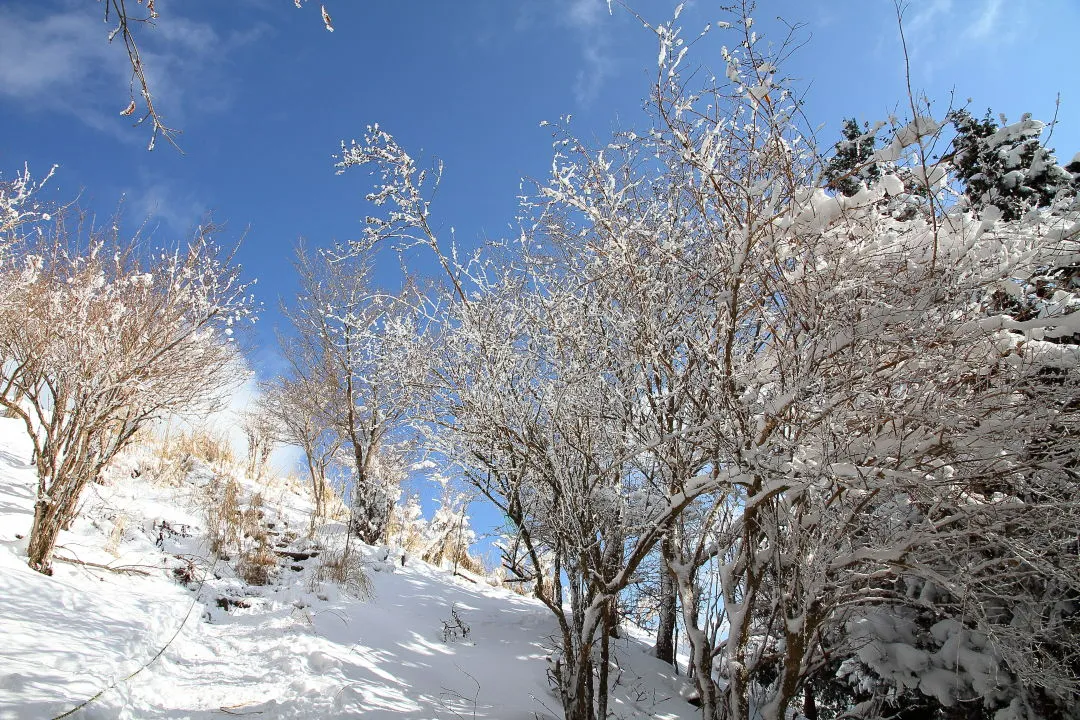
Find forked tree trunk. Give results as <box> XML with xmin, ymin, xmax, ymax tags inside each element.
<box><xmin>561</xmin><ymin>651</ymin><xmax>596</xmax><ymax>720</ymax></box>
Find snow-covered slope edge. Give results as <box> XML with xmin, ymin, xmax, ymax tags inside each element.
<box><xmin>0</xmin><ymin>417</ymin><xmax>695</xmax><ymax>720</ymax></box>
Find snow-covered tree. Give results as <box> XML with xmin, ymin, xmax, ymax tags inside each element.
<box><xmin>640</xmin><ymin>17</ymin><xmax>1080</xmax><ymax>719</ymax></box>
<box><xmin>822</xmin><ymin>118</ymin><xmax>882</xmax><ymax>197</ymax></box>
<box><xmin>0</xmin><ymin>218</ymin><xmax>255</xmax><ymax>573</ymax></box>
<box><xmin>418</xmin><ymin>485</ymin><xmax>476</xmax><ymax>569</ymax></box>
<box><xmin>277</xmin><ymin>243</ymin><xmax>423</xmax><ymax>545</ymax></box>
<box><xmin>0</xmin><ymin>164</ymin><xmax>54</xmax><ymax>248</ymax></box>
<box><xmin>333</xmin><ymin>9</ymin><xmax>1079</xmax><ymax>719</ymax></box>
<box><xmin>0</xmin><ymin>165</ymin><xmax>55</xmax><ymax>321</ymax></box>
<box><xmin>950</xmin><ymin>108</ymin><xmax>1078</xmax><ymax>221</ymax></box>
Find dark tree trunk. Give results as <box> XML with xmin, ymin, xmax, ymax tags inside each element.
<box><xmin>598</xmin><ymin>601</ymin><xmax>613</xmax><ymax>720</ymax></box>
<box><xmin>559</xmin><ymin>650</ymin><xmax>596</xmax><ymax>720</ymax></box>
<box><xmin>804</xmin><ymin>680</ymin><xmax>818</xmax><ymax>720</ymax></box>
<box><xmin>655</xmin><ymin>539</ymin><xmax>678</xmax><ymax>665</ymax></box>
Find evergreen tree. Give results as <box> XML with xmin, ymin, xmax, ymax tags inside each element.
<box><xmin>822</xmin><ymin>118</ymin><xmax>881</xmax><ymax>196</ymax></box>
<box><xmin>950</xmin><ymin>109</ymin><xmax>1077</xmax><ymax>220</ymax></box>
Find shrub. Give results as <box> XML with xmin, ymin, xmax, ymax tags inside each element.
<box><xmin>310</xmin><ymin>545</ymin><xmax>373</xmax><ymax>599</ymax></box>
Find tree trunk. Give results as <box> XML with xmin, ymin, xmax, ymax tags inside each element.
<box><xmin>804</xmin><ymin>680</ymin><xmax>818</xmax><ymax>720</ymax></box>
<box><xmin>27</xmin><ymin>497</ymin><xmax>63</xmax><ymax>574</ymax></box>
<box><xmin>598</xmin><ymin>602</ymin><xmax>612</xmax><ymax>720</ymax></box>
<box><xmin>673</xmin><ymin>559</ymin><xmax>721</xmax><ymax>719</ymax></box>
<box><xmin>305</xmin><ymin>454</ymin><xmax>323</xmax><ymax>535</ymax></box>
<box><xmin>26</xmin><ymin>467</ymin><xmax>92</xmax><ymax>574</ymax></box>
<box><xmin>559</xmin><ymin>651</ymin><xmax>596</xmax><ymax>720</ymax></box>
<box><xmin>655</xmin><ymin>540</ymin><xmax>678</xmax><ymax>665</ymax></box>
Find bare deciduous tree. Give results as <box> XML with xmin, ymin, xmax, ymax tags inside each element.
<box><xmin>0</xmin><ymin>217</ymin><xmax>255</xmax><ymax>573</ymax></box>
<box><xmin>276</xmin><ymin>243</ymin><xmax>423</xmax><ymax>545</ymax></box>
<box><xmin>261</xmin><ymin>372</ymin><xmax>339</xmax><ymax>532</ymax></box>
<box><xmin>241</xmin><ymin>404</ymin><xmax>277</xmax><ymax>481</ymax></box>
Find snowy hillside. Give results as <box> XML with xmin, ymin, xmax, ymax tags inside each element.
<box><xmin>0</xmin><ymin>417</ymin><xmax>696</xmax><ymax>720</ymax></box>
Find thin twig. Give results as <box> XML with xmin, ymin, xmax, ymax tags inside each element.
<box><xmin>53</xmin><ymin>554</ymin><xmax>151</xmax><ymax>576</ymax></box>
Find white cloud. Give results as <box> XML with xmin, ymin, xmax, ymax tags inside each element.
<box><xmin>122</xmin><ymin>176</ymin><xmax>209</xmax><ymax>238</ymax></box>
<box><xmin>965</xmin><ymin>0</ymin><xmax>1004</xmax><ymax>41</ymax></box>
<box><xmin>558</xmin><ymin>0</ymin><xmax>616</xmax><ymax>105</ymax></box>
<box><xmin>0</xmin><ymin>3</ymin><xmax>254</xmax><ymax>142</ymax></box>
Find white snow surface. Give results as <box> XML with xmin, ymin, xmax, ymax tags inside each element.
<box><xmin>0</xmin><ymin>417</ymin><xmax>694</xmax><ymax>719</ymax></box>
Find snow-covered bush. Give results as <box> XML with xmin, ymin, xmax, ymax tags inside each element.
<box><xmin>0</xmin><ymin>219</ymin><xmax>255</xmax><ymax>574</ymax></box>
<box><xmin>349</xmin><ymin>444</ymin><xmax>407</xmax><ymax>546</ymax></box>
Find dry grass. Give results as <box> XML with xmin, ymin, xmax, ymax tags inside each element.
<box><xmin>310</xmin><ymin>544</ymin><xmax>373</xmax><ymax>599</ymax></box>
<box><xmin>145</xmin><ymin>428</ymin><xmax>236</xmax><ymax>487</ymax></box>
<box><xmin>421</xmin><ymin>540</ymin><xmax>486</xmax><ymax>576</ymax></box>
<box><xmin>104</xmin><ymin>513</ymin><xmax>128</xmax><ymax>557</ymax></box>
<box><xmin>202</xmin><ymin>477</ymin><xmax>280</xmax><ymax>585</ymax></box>
<box><xmin>238</xmin><ymin>539</ymin><xmax>277</xmax><ymax>586</ymax></box>
<box><xmin>455</xmin><ymin>550</ymin><xmax>487</xmax><ymax>577</ymax></box>
<box><xmin>205</xmin><ymin>474</ymin><xmax>243</xmax><ymax>556</ymax></box>
<box><xmin>175</xmin><ymin>430</ymin><xmax>236</xmax><ymax>466</ymax></box>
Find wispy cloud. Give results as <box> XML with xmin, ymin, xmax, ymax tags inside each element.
<box><xmin>0</xmin><ymin>7</ymin><xmax>120</xmax><ymax>110</ymax></box>
<box><xmin>0</xmin><ymin>3</ymin><xmax>256</xmax><ymax>143</ymax></box>
<box><xmin>566</xmin><ymin>0</ymin><xmax>607</xmax><ymax>29</ymax></box>
<box><xmin>122</xmin><ymin>175</ymin><xmax>209</xmax><ymax>237</ymax></box>
<box><xmin>559</xmin><ymin>0</ymin><xmax>616</xmax><ymax>105</ymax></box>
<box><xmin>906</xmin><ymin>0</ymin><xmax>953</xmax><ymax>37</ymax></box>
<box><xmin>965</xmin><ymin>0</ymin><xmax>1004</xmax><ymax>41</ymax></box>
<box><xmin>898</xmin><ymin>0</ymin><xmax>1023</xmax><ymax>81</ymax></box>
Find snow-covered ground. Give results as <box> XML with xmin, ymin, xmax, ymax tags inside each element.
<box><xmin>0</xmin><ymin>417</ymin><xmax>696</xmax><ymax>719</ymax></box>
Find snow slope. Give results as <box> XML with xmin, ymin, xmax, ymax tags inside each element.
<box><xmin>0</xmin><ymin>417</ymin><xmax>696</xmax><ymax>720</ymax></box>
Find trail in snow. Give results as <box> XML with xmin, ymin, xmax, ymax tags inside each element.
<box><xmin>0</xmin><ymin>418</ymin><xmax>695</xmax><ymax>719</ymax></box>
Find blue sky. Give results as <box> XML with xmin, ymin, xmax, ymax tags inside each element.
<box><xmin>1</xmin><ymin>0</ymin><xmax>1077</xmax><ymax>552</ymax></box>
